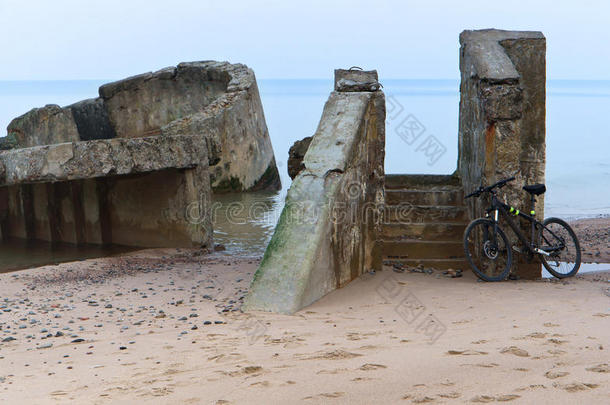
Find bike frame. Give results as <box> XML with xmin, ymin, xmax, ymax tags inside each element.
<box><xmin>485</xmin><ymin>192</ymin><xmax>563</xmax><ymax>257</ymax></box>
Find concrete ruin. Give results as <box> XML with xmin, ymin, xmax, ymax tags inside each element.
<box><xmin>0</xmin><ymin>61</ymin><xmax>281</xmax><ymax>248</ymax></box>
<box><xmin>458</xmin><ymin>29</ymin><xmax>546</xmax><ymax>279</ymax></box>
<box><xmin>246</xmin><ymin>29</ymin><xmax>546</xmax><ymax>314</ymax></box>
<box><xmin>244</xmin><ymin>69</ymin><xmax>386</xmax><ymax>314</ymax></box>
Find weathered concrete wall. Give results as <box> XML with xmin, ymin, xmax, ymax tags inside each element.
<box><xmin>0</xmin><ymin>134</ymin><xmax>207</xmax><ymax>185</ymax></box>
<box><xmin>7</xmin><ymin>105</ymin><xmax>81</xmax><ymax>148</ymax></box>
<box><xmin>244</xmin><ymin>69</ymin><xmax>385</xmax><ymax>314</ymax></box>
<box><xmin>0</xmin><ymin>166</ymin><xmax>211</xmax><ymax>248</ymax></box>
<box><xmin>105</xmin><ymin>166</ymin><xmax>211</xmax><ymax>247</ymax></box>
<box><xmin>5</xmin><ymin>61</ymin><xmax>280</xmax><ymax>193</ymax></box>
<box><xmin>458</xmin><ymin>29</ymin><xmax>546</xmax><ymax>279</ymax></box>
<box><xmin>160</xmin><ymin>62</ymin><xmax>280</xmax><ymax>193</ymax></box>
<box><xmin>0</xmin><ymin>60</ymin><xmax>279</xmax><ymax>249</ymax></box>
<box><xmin>69</xmin><ymin>98</ymin><xmax>117</xmax><ymax>141</ymax></box>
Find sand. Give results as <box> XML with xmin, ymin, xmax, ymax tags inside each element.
<box><xmin>570</xmin><ymin>217</ymin><xmax>610</xmax><ymax>263</ymax></box>
<box><xmin>0</xmin><ymin>248</ymin><xmax>608</xmax><ymax>404</ymax></box>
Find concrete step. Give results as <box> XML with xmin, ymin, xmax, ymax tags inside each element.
<box><xmin>385</xmin><ymin>174</ymin><xmax>461</xmax><ymax>190</ymax></box>
<box><xmin>381</xmin><ymin>222</ymin><xmax>467</xmax><ymax>241</ymax></box>
<box><xmin>383</xmin><ymin>258</ymin><xmax>468</xmax><ymax>271</ymax></box>
<box><xmin>383</xmin><ymin>205</ymin><xmax>469</xmax><ymax>224</ymax></box>
<box><xmin>385</xmin><ymin>189</ymin><xmax>464</xmax><ymax>206</ymax></box>
<box><xmin>381</xmin><ymin>239</ymin><xmax>464</xmax><ymax>260</ymax></box>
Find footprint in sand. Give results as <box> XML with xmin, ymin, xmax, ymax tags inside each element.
<box><xmin>413</xmin><ymin>396</ymin><xmax>436</xmax><ymax>403</ymax></box>
<box><xmin>544</xmin><ymin>370</ymin><xmax>569</xmax><ymax>379</ymax></box>
<box><xmin>249</xmin><ymin>380</ymin><xmax>270</xmax><ymax>388</ymax></box>
<box><xmin>402</xmin><ymin>394</ymin><xmax>435</xmax><ymax>403</ymax></box>
<box><xmin>359</xmin><ymin>363</ymin><xmax>387</xmax><ymax>371</ymax></box>
<box><xmin>299</xmin><ymin>349</ymin><xmax>362</xmax><ymax>360</ymax></box>
<box><xmin>519</xmin><ymin>332</ymin><xmax>546</xmax><ymax>340</ymax></box>
<box><xmin>447</xmin><ymin>349</ymin><xmax>488</xmax><ymax>356</ymax></box>
<box><xmin>586</xmin><ymin>363</ymin><xmax>609</xmax><ymax>373</ymax></box>
<box><xmin>303</xmin><ymin>392</ymin><xmax>345</xmax><ymax>400</ymax></box>
<box><xmin>471</xmin><ymin>394</ymin><xmax>520</xmax><ymax>402</ymax></box>
<box><xmin>438</xmin><ymin>392</ymin><xmax>461</xmax><ymax>399</ymax></box>
<box><xmin>221</xmin><ymin>365</ymin><xmax>263</xmax><ymax>377</ymax></box>
<box><xmin>500</xmin><ymin>346</ymin><xmax>529</xmax><ymax>357</ymax></box>
<box><xmin>316</xmin><ymin>368</ymin><xmax>349</xmax><ymax>375</ymax></box>
<box><xmin>460</xmin><ymin>363</ymin><xmax>499</xmax><ymax>368</ymax></box>
<box><xmin>553</xmin><ymin>382</ymin><xmax>599</xmax><ymax>392</ymax></box>
<box><xmin>495</xmin><ymin>394</ymin><xmax>521</xmax><ymax>402</ymax></box>
<box><xmin>352</xmin><ymin>376</ymin><xmax>375</xmax><ymax>382</ymax></box>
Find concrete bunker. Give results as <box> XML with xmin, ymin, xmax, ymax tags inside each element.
<box><xmin>0</xmin><ymin>61</ymin><xmax>281</xmax><ymax>249</ymax></box>
<box><xmin>246</xmin><ymin>29</ymin><xmax>547</xmax><ymax>314</ymax></box>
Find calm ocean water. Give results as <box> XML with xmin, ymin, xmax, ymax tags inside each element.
<box><xmin>0</xmin><ymin>79</ymin><xmax>608</xmax><ymax>227</ymax></box>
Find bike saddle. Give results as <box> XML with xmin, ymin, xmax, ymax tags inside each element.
<box><xmin>523</xmin><ymin>183</ymin><xmax>546</xmax><ymax>195</ymax></box>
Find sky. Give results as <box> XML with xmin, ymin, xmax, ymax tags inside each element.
<box><xmin>0</xmin><ymin>0</ymin><xmax>609</xmax><ymax>81</ymax></box>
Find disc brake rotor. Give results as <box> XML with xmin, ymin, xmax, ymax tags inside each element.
<box><xmin>483</xmin><ymin>240</ymin><xmax>499</xmax><ymax>260</ymax></box>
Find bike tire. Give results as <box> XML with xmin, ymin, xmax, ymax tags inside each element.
<box><xmin>463</xmin><ymin>218</ymin><xmax>513</xmax><ymax>282</ymax></box>
<box><xmin>537</xmin><ymin>217</ymin><xmax>581</xmax><ymax>278</ymax></box>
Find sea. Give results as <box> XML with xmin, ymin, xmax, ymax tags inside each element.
<box><xmin>0</xmin><ymin>79</ymin><xmax>608</xmax><ymax>259</ymax></box>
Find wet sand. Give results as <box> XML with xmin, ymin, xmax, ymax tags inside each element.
<box><xmin>0</xmin><ymin>248</ymin><xmax>608</xmax><ymax>404</ymax></box>
<box><xmin>570</xmin><ymin>217</ymin><xmax>610</xmax><ymax>263</ymax></box>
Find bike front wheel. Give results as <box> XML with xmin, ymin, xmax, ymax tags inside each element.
<box><xmin>537</xmin><ymin>217</ymin><xmax>581</xmax><ymax>278</ymax></box>
<box><xmin>463</xmin><ymin>218</ymin><xmax>513</xmax><ymax>281</ymax></box>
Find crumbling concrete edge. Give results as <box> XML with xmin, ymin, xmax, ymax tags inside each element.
<box><xmin>0</xmin><ymin>134</ymin><xmax>207</xmax><ymax>186</ymax></box>
<box><xmin>244</xmin><ymin>70</ymin><xmax>385</xmax><ymax>314</ymax></box>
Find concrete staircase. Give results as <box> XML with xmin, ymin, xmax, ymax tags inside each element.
<box><xmin>380</xmin><ymin>174</ymin><xmax>469</xmax><ymax>270</ymax></box>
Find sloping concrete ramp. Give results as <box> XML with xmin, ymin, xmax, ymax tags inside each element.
<box><xmin>244</xmin><ymin>69</ymin><xmax>385</xmax><ymax>314</ymax></box>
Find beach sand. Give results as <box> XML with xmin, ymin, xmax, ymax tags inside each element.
<box><xmin>0</xmin><ymin>248</ymin><xmax>608</xmax><ymax>404</ymax></box>
<box><xmin>570</xmin><ymin>217</ymin><xmax>610</xmax><ymax>263</ymax></box>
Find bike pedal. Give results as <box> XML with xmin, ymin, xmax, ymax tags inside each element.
<box><xmin>512</xmin><ymin>246</ymin><xmax>522</xmax><ymax>253</ymax></box>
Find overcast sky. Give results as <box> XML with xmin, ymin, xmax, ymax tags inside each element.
<box><xmin>0</xmin><ymin>0</ymin><xmax>608</xmax><ymax>80</ymax></box>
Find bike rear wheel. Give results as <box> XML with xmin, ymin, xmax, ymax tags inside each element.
<box><xmin>463</xmin><ymin>218</ymin><xmax>512</xmax><ymax>281</ymax></box>
<box><xmin>537</xmin><ymin>217</ymin><xmax>581</xmax><ymax>278</ymax></box>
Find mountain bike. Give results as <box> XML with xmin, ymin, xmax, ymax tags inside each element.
<box><xmin>463</xmin><ymin>177</ymin><xmax>581</xmax><ymax>281</ymax></box>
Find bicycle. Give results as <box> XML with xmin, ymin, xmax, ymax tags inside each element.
<box><xmin>462</xmin><ymin>177</ymin><xmax>581</xmax><ymax>281</ymax></box>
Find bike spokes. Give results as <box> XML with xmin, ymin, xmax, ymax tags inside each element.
<box><xmin>464</xmin><ymin>219</ymin><xmax>512</xmax><ymax>281</ymax></box>
<box><xmin>538</xmin><ymin>218</ymin><xmax>581</xmax><ymax>278</ymax></box>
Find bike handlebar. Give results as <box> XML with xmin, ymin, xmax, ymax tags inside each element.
<box><xmin>465</xmin><ymin>176</ymin><xmax>516</xmax><ymax>199</ymax></box>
